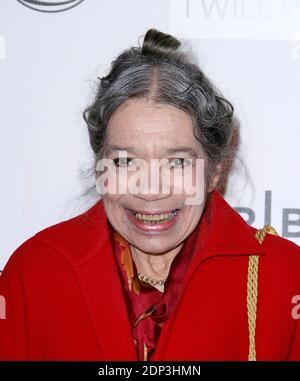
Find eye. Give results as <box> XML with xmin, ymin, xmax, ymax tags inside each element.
<box><xmin>113</xmin><ymin>157</ymin><xmax>135</xmax><ymax>167</ymax></box>
<box><xmin>169</xmin><ymin>158</ymin><xmax>193</xmax><ymax>168</ymax></box>
<box><xmin>113</xmin><ymin>157</ymin><xmax>135</xmax><ymax>168</ymax></box>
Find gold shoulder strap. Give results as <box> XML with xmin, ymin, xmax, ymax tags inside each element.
<box><xmin>247</xmin><ymin>225</ymin><xmax>278</xmax><ymax>361</ymax></box>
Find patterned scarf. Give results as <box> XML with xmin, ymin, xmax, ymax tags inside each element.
<box><xmin>111</xmin><ymin>225</ymin><xmax>199</xmax><ymax>360</ymax></box>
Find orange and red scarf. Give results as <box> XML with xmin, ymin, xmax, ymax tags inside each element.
<box><xmin>111</xmin><ymin>226</ymin><xmax>199</xmax><ymax>360</ymax></box>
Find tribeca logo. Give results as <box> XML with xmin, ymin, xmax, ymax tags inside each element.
<box><xmin>17</xmin><ymin>0</ymin><xmax>85</xmax><ymax>13</ymax></box>
<box><xmin>185</xmin><ymin>0</ymin><xmax>300</xmax><ymax>19</ymax></box>
<box><xmin>291</xmin><ymin>295</ymin><xmax>300</xmax><ymax>320</ymax></box>
<box><xmin>0</xmin><ymin>295</ymin><xmax>6</xmax><ymax>320</ymax></box>
<box><xmin>234</xmin><ymin>190</ymin><xmax>300</xmax><ymax>239</ymax></box>
<box><xmin>95</xmin><ymin>151</ymin><xmax>205</xmax><ymax>206</ymax></box>
<box><xmin>175</xmin><ymin>0</ymin><xmax>300</xmax><ymax>40</ymax></box>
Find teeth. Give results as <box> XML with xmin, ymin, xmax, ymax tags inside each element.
<box><xmin>130</xmin><ymin>209</ymin><xmax>178</xmax><ymax>223</ymax></box>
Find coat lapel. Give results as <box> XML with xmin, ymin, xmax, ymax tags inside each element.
<box><xmin>152</xmin><ymin>190</ymin><xmax>267</xmax><ymax>360</ymax></box>
<box><xmin>73</xmin><ymin>238</ymin><xmax>137</xmax><ymax>360</ymax></box>
<box><xmin>57</xmin><ymin>201</ymin><xmax>138</xmax><ymax>360</ymax></box>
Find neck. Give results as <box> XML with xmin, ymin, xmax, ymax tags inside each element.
<box><xmin>130</xmin><ymin>243</ymin><xmax>183</xmax><ymax>281</ymax></box>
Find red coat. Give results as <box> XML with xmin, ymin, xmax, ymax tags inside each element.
<box><xmin>0</xmin><ymin>190</ymin><xmax>300</xmax><ymax>360</ymax></box>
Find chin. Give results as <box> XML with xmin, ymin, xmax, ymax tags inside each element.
<box><xmin>130</xmin><ymin>237</ymin><xmax>179</xmax><ymax>255</ymax></box>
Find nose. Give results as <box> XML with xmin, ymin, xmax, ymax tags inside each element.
<box><xmin>131</xmin><ymin>160</ymin><xmax>172</xmax><ymax>202</ymax></box>
<box><xmin>133</xmin><ymin>190</ymin><xmax>171</xmax><ymax>202</ymax></box>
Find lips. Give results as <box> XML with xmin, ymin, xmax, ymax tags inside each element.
<box><xmin>125</xmin><ymin>207</ymin><xmax>180</xmax><ymax>232</ymax></box>
<box><xmin>128</xmin><ymin>209</ymin><xmax>179</xmax><ymax>224</ymax></box>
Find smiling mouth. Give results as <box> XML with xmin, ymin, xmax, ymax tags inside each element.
<box><xmin>127</xmin><ymin>209</ymin><xmax>179</xmax><ymax>224</ymax></box>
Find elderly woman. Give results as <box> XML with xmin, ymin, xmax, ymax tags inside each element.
<box><xmin>0</xmin><ymin>29</ymin><xmax>299</xmax><ymax>361</ymax></box>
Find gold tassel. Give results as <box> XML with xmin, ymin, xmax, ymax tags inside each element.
<box><xmin>247</xmin><ymin>225</ymin><xmax>278</xmax><ymax>361</ymax></box>
<box><xmin>143</xmin><ymin>343</ymin><xmax>148</xmax><ymax>361</ymax></box>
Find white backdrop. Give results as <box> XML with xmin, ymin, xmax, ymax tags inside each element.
<box><xmin>0</xmin><ymin>0</ymin><xmax>299</xmax><ymax>270</ymax></box>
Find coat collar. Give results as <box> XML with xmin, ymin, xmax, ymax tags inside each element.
<box><xmin>35</xmin><ymin>189</ymin><xmax>265</xmax><ymax>267</ymax></box>
<box><xmin>85</xmin><ymin>189</ymin><xmax>266</xmax><ymax>261</ymax></box>
<box><xmin>195</xmin><ymin>190</ymin><xmax>266</xmax><ymax>258</ymax></box>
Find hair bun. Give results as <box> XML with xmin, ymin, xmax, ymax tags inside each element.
<box><xmin>142</xmin><ymin>28</ymin><xmax>181</xmax><ymax>58</ymax></box>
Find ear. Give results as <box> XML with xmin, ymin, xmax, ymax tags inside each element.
<box><xmin>208</xmin><ymin>163</ymin><xmax>223</xmax><ymax>193</ymax></box>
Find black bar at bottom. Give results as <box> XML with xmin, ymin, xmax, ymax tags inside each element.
<box><xmin>0</xmin><ymin>361</ymin><xmax>299</xmax><ymax>378</ymax></box>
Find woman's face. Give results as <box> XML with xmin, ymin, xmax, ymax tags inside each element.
<box><xmin>99</xmin><ymin>98</ymin><xmax>219</xmax><ymax>255</ymax></box>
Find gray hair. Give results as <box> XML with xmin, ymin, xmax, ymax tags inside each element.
<box><xmin>83</xmin><ymin>29</ymin><xmax>235</xmax><ymax>181</ymax></box>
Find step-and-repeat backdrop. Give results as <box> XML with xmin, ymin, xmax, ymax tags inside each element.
<box><xmin>0</xmin><ymin>0</ymin><xmax>299</xmax><ymax>269</ymax></box>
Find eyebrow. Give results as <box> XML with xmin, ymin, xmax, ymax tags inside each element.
<box><xmin>105</xmin><ymin>145</ymin><xmax>199</xmax><ymax>157</ymax></box>
<box><xmin>165</xmin><ymin>147</ymin><xmax>199</xmax><ymax>157</ymax></box>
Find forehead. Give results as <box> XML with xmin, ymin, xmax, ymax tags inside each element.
<box><xmin>106</xmin><ymin>99</ymin><xmax>200</xmax><ymax>150</ymax></box>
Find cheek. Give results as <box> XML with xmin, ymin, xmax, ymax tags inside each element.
<box><xmin>182</xmin><ymin>203</ymin><xmax>206</xmax><ymax>229</ymax></box>
<box><xmin>174</xmin><ymin>160</ymin><xmax>207</xmax><ymax>189</ymax></box>
<box><xmin>101</xmin><ymin>194</ymin><xmax>121</xmax><ymax>214</ymax></box>
<box><xmin>102</xmin><ymin>195</ymin><xmax>124</xmax><ymax>224</ymax></box>
<box><xmin>187</xmin><ymin>204</ymin><xmax>203</xmax><ymax>219</ymax></box>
